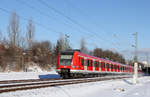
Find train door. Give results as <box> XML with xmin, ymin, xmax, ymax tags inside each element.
<box><xmin>101</xmin><ymin>62</ymin><xmax>105</xmax><ymax>71</ymax></box>
<box><xmin>78</xmin><ymin>56</ymin><xmax>81</xmax><ymax>70</ymax></box>
<box><xmin>111</xmin><ymin>64</ymin><xmax>113</xmax><ymax>72</ymax></box>
<box><xmin>117</xmin><ymin>64</ymin><xmax>119</xmax><ymax>72</ymax></box>
<box><xmin>87</xmin><ymin>59</ymin><xmax>90</xmax><ymax>71</ymax></box>
<box><xmin>90</xmin><ymin>60</ymin><xmax>93</xmax><ymax>71</ymax></box>
<box><xmin>95</xmin><ymin>61</ymin><xmax>99</xmax><ymax>71</ymax></box>
<box><xmin>129</xmin><ymin>67</ymin><xmax>131</xmax><ymax>72</ymax></box>
<box><xmin>115</xmin><ymin>64</ymin><xmax>117</xmax><ymax>72</ymax></box>
<box><xmin>120</xmin><ymin>65</ymin><xmax>122</xmax><ymax>72</ymax></box>
<box><xmin>118</xmin><ymin>65</ymin><xmax>120</xmax><ymax>72</ymax></box>
<box><xmin>106</xmin><ymin>63</ymin><xmax>109</xmax><ymax>72</ymax></box>
<box><xmin>80</xmin><ymin>57</ymin><xmax>84</xmax><ymax>70</ymax></box>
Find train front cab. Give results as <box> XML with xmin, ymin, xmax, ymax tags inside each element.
<box><xmin>57</xmin><ymin>51</ymin><xmax>75</xmax><ymax>78</ymax></box>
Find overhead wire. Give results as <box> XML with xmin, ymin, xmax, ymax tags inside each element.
<box><xmin>62</xmin><ymin>0</ymin><xmax>123</xmax><ymax>50</ymax></box>
<box><xmin>15</xmin><ymin>0</ymin><xmax>87</xmax><ymax>35</ymax></box>
<box><xmin>37</xmin><ymin>0</ymin><xmax>115</xmax><ymax>48</ymax></box>
<box><xmin>0</xmin><ymin>0</ymin><xmax>121</xmax><ymax>50</ymax></box>
<box><xmin>16</xmin><ymin>0</ymin><xmax>111</xmax><ymax>48</ymax></box>
<box><xmin>15</xmin><ymin>0</ymin><xmax>109</xmax><ymax>49</ymax></box>
<box><xmin>63</xmin><ymin>0</ymin><xmax>131</xmax><ymax>50</ymax></box>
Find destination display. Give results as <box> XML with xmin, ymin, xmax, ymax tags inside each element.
<box><xmin>60</xmin><ymin>55</ymin><xmax>72</xmax><ymax>59</ymax></box>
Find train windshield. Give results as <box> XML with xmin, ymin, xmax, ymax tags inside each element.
<box><xmin>60</xmin><ymin>54</ymin><xmax>73</xmax><ymax>66</ymax></box>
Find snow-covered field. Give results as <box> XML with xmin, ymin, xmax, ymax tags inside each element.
<box><xmin>0</xmin><ymin>70</ymin><xmax>60</xmax><ymax>81</ymax></box>
<box><xmin>0</xmin><ymin>75</ymin><xmax>150</xmax><ymax>97</ymax></box>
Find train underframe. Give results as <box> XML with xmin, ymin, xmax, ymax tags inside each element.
<box><xmin>58</xmin><ymin>68</ymin><xmax>130</xmax><ymax>79</ymax></box>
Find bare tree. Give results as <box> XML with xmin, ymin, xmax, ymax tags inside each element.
<box><xmin>7</xmin><ymin>11</ymin><xmax>20</xmax><ymax>47</ymax></box>
<box><xmin>26</xmin><ymin>18</ymin><xmax>34</xmax><ymax>48</ymax></box>
<box><xmin>93</xmin><ymin>48</ymin><xmax>126</xmax><ymax>64</ymax></box>
<box><xmin>30</xmin><ymin>41</ymin><xmax>53</xmax><ymax>70</ymax></box>
<box><xmin>93</xmin><ymin>48</ymin><xmax>104</xmax><ymax>58</ymax></box>
<box><xmin>19</xmin><ymin>36</ymin><xmax>26</xmax><ymax>49</ymax></box>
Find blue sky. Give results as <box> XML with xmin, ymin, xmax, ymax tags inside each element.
<box><xmin>0</xmin><ymin>0</ymin><xmax>150</xmax><ymax>61</ymax></box>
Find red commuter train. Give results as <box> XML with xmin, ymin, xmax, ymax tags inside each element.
<box><xmin>56</xmin><ymin>50</ymin><xmax>134</xmax><ymax>78</ymax></box>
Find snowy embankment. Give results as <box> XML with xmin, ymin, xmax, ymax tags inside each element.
<box><xmin>0</xmin><ymin>69</ymin><xmax>60</xmax><ymax>81</ymax></box>
<box><xmin>0</xmin><ymin>76</ymin><xmax>150</xmax><ymax>97</ymax></box>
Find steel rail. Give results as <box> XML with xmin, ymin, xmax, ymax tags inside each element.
<box><xmin>0</xmin><ymin>75</ymin><xmax>131</xmax><ymax>93</ymax></box>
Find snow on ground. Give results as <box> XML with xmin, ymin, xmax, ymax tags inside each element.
<box><xmin>0</xmin><ymin>76</ymin><xmax>150</xmax><ymax>97</ymax></box>
<box><xmin>0</xmin><ymin>69</ymin><xmax>60</xmax><ymax>81</ymax></box>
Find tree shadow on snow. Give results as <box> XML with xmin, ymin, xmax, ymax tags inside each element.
<box><xmin>39</xmin><ymin>74</ymin><xmax>61</xmax><ymax>79</ymax></box>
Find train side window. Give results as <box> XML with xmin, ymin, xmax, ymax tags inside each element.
<box><xmin>87</xmin><ymin>60</ymin><xmax>90</xmax><ymax>66</ymax></box>
<box><xmin>111</xmin><ymin>64</ymin><xmax>113</xmax><ymax>69</ymax></box>
<box><xmin>121</xmin><ymin>66</ymin><xmax>122</xmax><ymax>71</ymax></box>
<box><xmin>104</xmin><ymin>62</ymin><xmax>106</xmax><ymax>68</ymax></box>
<box><xmin>81</xmin><ymin>58</ymin><xmax>84</xmax><ymax>66</ymax></box>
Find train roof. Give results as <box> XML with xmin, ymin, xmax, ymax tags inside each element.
<box><xmin>75</xmin><ymin>51</ymin><xmax>132</xmax><ymax>68</ymax></box>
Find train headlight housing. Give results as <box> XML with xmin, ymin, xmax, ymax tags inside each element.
<box><xmin>72</xmin><ymin>66</ymin><xmax>75</xmax><ymax>68</ymax></box>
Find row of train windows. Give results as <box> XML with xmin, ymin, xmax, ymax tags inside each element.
<box><xmin>79</xmin><ymin>57</ymin><xmax>131</xmax><ymax>70</ymax></box>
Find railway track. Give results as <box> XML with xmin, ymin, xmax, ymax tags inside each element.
<box><xmin>0</xmin><ymin>75</ymin><xmax>131</xmax><ymax>93</ymax></box>
<box><xmin>0</xmin><ymin>78</ymin><xmax>61</xmax><ymax>84</ymax></box>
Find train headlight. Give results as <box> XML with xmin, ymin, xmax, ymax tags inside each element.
<box><xmin>72</xmin><ymin>66</ymin><xmax>75</xmax><ymax>68</ymax></box>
